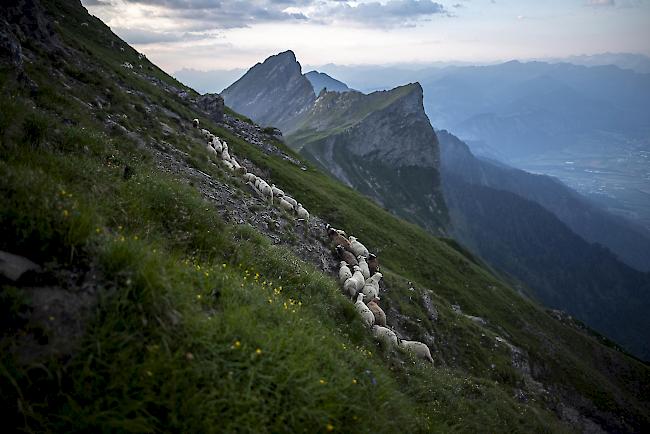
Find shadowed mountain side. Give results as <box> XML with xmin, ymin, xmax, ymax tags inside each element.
<box><xmin>443</xmin><ymin>174</ymin><xmax>650</xmax><ymax>360</ymax></box>
<box><xmin>438</xmin><ymin>129</ymin><xmax>650</xmax><ymax>272</ymax></box>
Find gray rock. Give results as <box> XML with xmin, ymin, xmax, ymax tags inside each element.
<box><xmin>195</xmin><ymin>93</ymin><xmax>224</xmax><ymax>123</ymax></box>
<box><xmin>0</xmin><ymin>250</ymin><xmax>41</xmax><ymax>281</ymax></box>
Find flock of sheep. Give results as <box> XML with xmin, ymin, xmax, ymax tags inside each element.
<box><xmin>328</xmin><ymin>225</ymin><xmax>434</xmax><ymax>364</ymax></box>
<box><xmin>193</xmin><ymin>118</ymin><xmax>310</xmax><ymax>220</ymax></box>
<box><xmin>192</xmin><ymin>118</ymin><xmax>432</xmax><ymax>365</ymax></box>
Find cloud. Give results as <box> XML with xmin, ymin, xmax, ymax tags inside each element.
<box><xmin>326</xmin><ymin>1</ymin><xmax>448</xmax><ymax>26</ymax></box>
<box><xmin>585</xmin><ymin>0</ymin><xmax>615</xmax><ymax>6</ymax></box>
<box><xmin>84</xmin><ymin>0</ymin><xmax>447</xmax><ymax>32</ymax></box>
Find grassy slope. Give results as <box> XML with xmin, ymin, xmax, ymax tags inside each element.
<box><xmin>0</xmin><ymin>0</ymin><xmax>648</xmax><ymax>432</ymax></box>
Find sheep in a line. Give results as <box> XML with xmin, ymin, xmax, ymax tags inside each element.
<box><xmin>295</xmin><ymin>203</ymin><xmax>310</xmax><ymax>221</ymax></box>
<box><xmin>328</xmin><ymin>228</ymin><xmax>352</xmax><ymax>250</ymax></box>
<box><xmin>338</xmin><ymin>261</ymin><xmax>352</xmax><ymax>284</ymax></box>
<box><xmin>398</xmin><ymin>339</ymin><xmax>433</xmax><ymax>364</ymax></box>
<box><xmin>281</xmin><ymin>196</ymin><xmax>297</xmax><ymax>208</ymax></box>
<box><xmin>221</xmin><ymin>159</ymin><xmax>235</xmax><ymax>172</ymax></box>
<box><xmin>365</xmin><ymin>273</ymin><xmax>384</xmax><ymax>293</ymax></box>
<box><xmin>257</xmin><ymin>179</ymin><xmax>274</xmax><ymax>203</ymax></box>
<box><xmin>357</xmin><ymin>255</ymin><xmax>370</xmax><ymax>279</ymax></box>
<box><xmin>372</xmin><ymin>325</ymin><xmax>398</xmax><ymax>350</ymax></box>
<box><xmin>354</xmin><ymin>293</ymin><xmax>375</xmax><ymax>327</ymax></box>
<box><xmin>343</xmin><ymin>270</ymin><xmax>360</xmax><ymax>298</ymax></box>
<box><xmin>362</xmin><ymin>273</ymin><xmax>383</xmax><ymax>301</ymax></box>
<box><xmin>367</xmin><ymin>253</ymin><xmax>380</xmax><ymax>275</ymax></box>
<box><xmin>271</xmin><ymin>184</ymin><xmax>284</xmax><ymax>197</ymax></box>
<box><xmin>243</xmin><ymin>172</ymin><xmax>257</xmax><ymax>183</ymax></box>
<box><xmin>326</xmin><ymin>224</ymin><xmax>347</xmax><ymax>238</ymax></box>
<box><xmin>349</xmin><ymin>236</ymin><xmax>369</xmax><ymax>258</ymax></box>
<box><xmin>367</xmin><ymin>299</ymin><xmax>386</xmax><ymax>327</ymax></box>
<box><xmin>278</xmin><ymin>196</ymin><xmax>295</xmax><ymax>212</ymax></box>
<box><xmin>350</xmin><ymin>265</ymin><xmax>366</xmax><ymax>293</ymax></box>
<box><xmin>336</xmin><ymin>245</ymin><xmax>358</xmax><ymax>267</ymax></box>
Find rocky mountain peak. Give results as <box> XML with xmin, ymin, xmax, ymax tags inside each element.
<box><xmin>221</xmin><ymin>50</ymin><xmax>315</xmax><ymax>131</ymax></box>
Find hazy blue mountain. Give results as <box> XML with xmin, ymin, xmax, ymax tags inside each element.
<box><xmin>417</xmin><ymin>61</ymin><xmax>650</xmax><ymax>231</ymax></box>
<box><xmin>443</xmin><ymin>173</ymin><xmax>650</xmax><ymax>361</ymax></box>
<box><xmin>304</xmin><ymin>70</ymin><xmax>352</xmax><ymax>93</ymax></box>
<box><xmin>438</xmin><ymin>129</ymin><xmax>650</xmax><ymax>272</ymax></box>
<box><xmin>547</xmin><ymin>53</ymin><xmax>650</xmax><ymax>74</ymax></box>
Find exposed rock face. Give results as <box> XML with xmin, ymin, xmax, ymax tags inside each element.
<box><xmin>194</xmin><ymin>92</ymin><xmax>224</xmax><ymax>123</ymax></box>
<box><xmin>221</xmin><ymin>50</ymin><xmax>316</xmax><ymax>131</ymax></box>
<box><xmin>291</xmin><ymin>84</ymin><xmax>447</xmax><ymax>234</ymax></box>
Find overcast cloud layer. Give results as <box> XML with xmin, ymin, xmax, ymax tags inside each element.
<box><xmin>82</xmin><ymin>0</ymin><xmax>650</xmax><ymax>71</ymax></box>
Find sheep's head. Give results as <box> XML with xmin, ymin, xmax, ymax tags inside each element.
<box><xmin>349</xmin><ymin>236</ymin><xmax>357</xmax><ymax>242</ymax></box>
<box><xmin>357</xmin><ymin>255</ymin><xmax>365</xmax><ymax>261</ymax></box>
<box><xmin>374</xmin><ymin>272</ymin><xmax>383</xmax><ymax>280</ymax></box>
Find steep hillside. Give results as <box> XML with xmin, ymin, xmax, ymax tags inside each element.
<box><xmin>1</xmin><ymin>1</ymin><xmax>649</xmax><ymax>433</ymax></box>
<box><xmin>305</xmin><ymin>70</ymin><xmax>352</xmax><ymax>93</ymax></box>
<box><xmin>221</xmin><ymin>50</ymin><xmax>316</xmax><ymax>131</ymax></box>
<box><xmin>438</xmin><ymin>130</ymin><xmax>650</xmax><ymax>272</ymax></box>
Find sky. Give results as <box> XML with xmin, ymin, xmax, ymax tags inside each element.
<box><xmin>82</xmin><ymin>0</ymin><xmax>650</xmax><ymax>73</ymax></box>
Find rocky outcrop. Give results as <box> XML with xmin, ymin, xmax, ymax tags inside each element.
<box><xmin>194</xmin><ymin>92</ymin><xmax>224</xmax><ymax>123</ymax></box>
<box><xmin>290</xmin><ymin>83</ymin><xmax>447</xmax><ymax>234</ymax></box>
<box><xmin>221</xmin><ymin>50</ymin><xmax>316</xmax><ymax>131</ymax></box>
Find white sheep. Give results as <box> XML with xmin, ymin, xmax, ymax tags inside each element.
<box><xmin>343</xmin><ymin>276</ymin><xmax>359</xmax><ymax>299</ymax></box>
<box><xmin>221</xmin><ymin>148</ymin><xmax>231</xmax><ymax>162</ymax></box>
<box><xmin>212</xmin><ymin>139</ymin><xmax>223</xmax><ymax>154</ymax></box>
<box><xmin>365</xmin><ymin>272</ymin><xmax>382</xmax><ymax>293</ymax></box>
<box><xmin>278</xmin><ymin>197</ymin><xmax>294</xmax><ymax>212</ymax></box>
<box><xmin>296</xmin><ymin>203</ymin><xmax>309</xmax><ymax>221</ymax></box>
<box><xmin>354</xmin><ymin>293</ymin><xmax>375</xmax><ymax>327</ymax></box>
<box><xmin>283</xmin><ymin>196</ymin><xmax>298</xmax><ymax>208</ymax></box>
<box><xmin>271</xmin><ymin>184</ymin><xmax>284</xmax><ymax>197</ymax></box>
<box><xmin>338</xmin><ymin>261</ymin><xmax>352</xmax><ymax>284</ymax></box>
<box><xmin>350</xmin><ymin>266</ymin><xmax>366</xmax><ymax>292</ymax></box>
<box><xmin>372</xmin><ymin>325</ymin><xmax>398</xmax><ymax>350</ymax></box>
<box><xmin>362</xmin><ymin>281</ymin><xmax>379</xmax><ymax>301</ymax></box>
<box><xmin>349</xmin><ymin>236</ymin><xmax>369</xmax><ymax>258</ymax></box>
<box><xmin>357</xmin><ymin>255</ymin><xmax>370</xmax><ymax>279</ymax></box>
<box><xmin>221</xmin><ymin>159</ymin><xmax>234</xmax><ymax>172</ymax></box>
<box><xmin>258</xmin><ymin>180</ymin><xmax>274</xmax><ymax>203</ymax></box>
<box><xmin>398</xmin><ymin>339</ymin><xmax>433</xmax><ymax>364</ymax></box>
<box><xmin>192</xmin><ymin>118</ymin><xmax>199</xmax><ymax>128</ymax></box>
<box><xmin>201</xmin><ymin>128</ymin><xmax>211</xmax><ymax>138</ymax></box>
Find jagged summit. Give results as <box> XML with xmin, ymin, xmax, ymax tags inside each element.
<box><xmin>221</xmin><ymin>49</ymin><xmax>315</xmax><ymax>131</ymax></box>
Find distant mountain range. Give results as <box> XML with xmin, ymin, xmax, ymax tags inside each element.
<box><xmin>222</xmin><ymin>51</ymin><xmax>448</xmax><ymax>234</ymax></box>
<box><xmin>439</xmin><ymin>130</ymin><xmax>650</xmax><ymax>360</ymax></box>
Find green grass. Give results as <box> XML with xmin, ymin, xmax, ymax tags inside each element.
<box><xmin>0</xmin><ymin>0</ymin><xmax>648</xmax><ymax>431</ymax></box>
